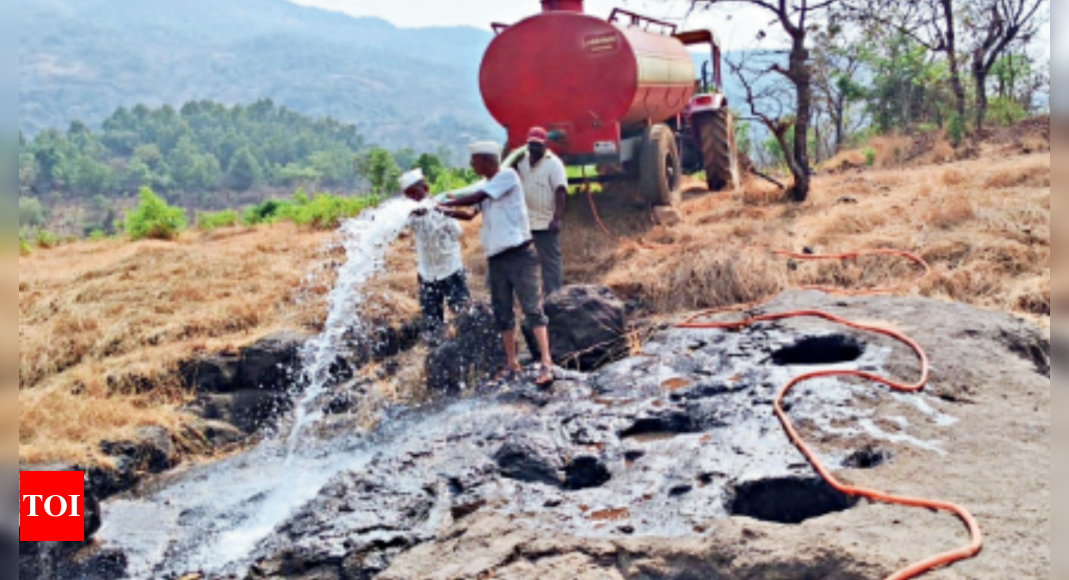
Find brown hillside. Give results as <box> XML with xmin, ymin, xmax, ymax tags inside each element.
<box><xmin>18</xmin><ymin>132</ymin><xmax>1050</xmax><ymax>466</ymax></box>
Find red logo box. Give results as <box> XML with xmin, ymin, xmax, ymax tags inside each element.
<box><xmin>20</xmin><ymin>471</ymin><xmax>86</xmax><ymax>542</ymax></box>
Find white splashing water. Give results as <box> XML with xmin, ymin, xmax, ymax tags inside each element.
<box><xmin>97</xmin><ymin>195</ymin><xmax>476</xmax><ymax>578</ymax></box>
<box><xmin>285</xmin><ymin>196</ymin><xmax>420</xmax><ymax>456</ymax></box>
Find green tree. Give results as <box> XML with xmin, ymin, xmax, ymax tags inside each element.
<box><xmin>356</xmin><ymin>148</ymin><xmax>401</xmax><ymax>195</ymax></box>
<box><xmin>119</xmin><ymin>157</ymin><xmax>155</xmax><ymax>192</ymax></box>
<box><xmin>415</xmin><ymin>153</ymin><xmax>447</xmax><ymax>184</ymax></box>
<box><xmin>169</xmin><ymin>137</ymin><xmax>221</xmax><ymax>191</ymax></box>
<box><xmin>19</xmin><ymin>197</ymin><xmax>47</xmax><ymax>229</ymax></box>
<box><xmin>227</xmin><ymin>147</ymin><xmax>263</xmax><ymax>191</ymax></box>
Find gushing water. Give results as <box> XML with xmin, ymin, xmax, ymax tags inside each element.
<box><xmin>96</xmin><ymin>196</ymin><xmax>446</xmax><ymax>578</ymax></box>
<box><xmin>285</xmin><ymin>197</ymin><xmax>420</xmax><ymax>456</ymax></box>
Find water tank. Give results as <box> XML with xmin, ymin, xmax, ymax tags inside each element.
<box><xmin>479</xmin><ymin>6</ymin><xmax>695</xmax><ymax>162</ymax></box>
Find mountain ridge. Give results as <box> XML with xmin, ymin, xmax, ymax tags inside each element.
<box><xmin>20</xmin><ymin>0</ymin><xmax>500</xmax><ymax>158</ymax></box>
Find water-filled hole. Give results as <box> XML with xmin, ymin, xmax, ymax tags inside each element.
<box><xmin>843</xmin><ymin>447</ymin><xmax>891</xmax><ymax>470</ymax></box>
<box><xmin>772</xmin><ymin>335</ymin><xmax>865</xmax><ymax>366</ymax></box>
<box><xmin>729</xmin><ymin>476</ymin><xmax>858</xmax><ymax>524</ymax></box>
<box><xmin>619</xmin><ymin>414</ymin><xmax>693</xmax><ymax>441</ymax></box>
<box><xmin>564</xmin><ymin>457</ymin><xmax>611</xmax><ymax>490</ymax></box>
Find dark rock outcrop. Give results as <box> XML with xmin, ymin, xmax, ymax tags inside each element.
<box><xmin>239</xmin><ymin>331</ymin><xmax>308</xmax><ymax>392</ymax></box>
<box><xmin>88</xmin><ymin>292</ymin><xmax>1050</xmax><ymax>580</ymax></box>
<box><xmin>426</xmin><ymin>303</ymin><xmax>504</xmax><ymax>392</ymax></box>
<box><xmin>100</xmin><ymin>426</ymin><xmax>178</xmax><ymax>475</ymax></box>
<box><xmin>183</xmin><ymin>332</ymin><xmax>310</xmax><ymax>435</ymax></box>
<box><xmin>545</xmin><ymin>285</ymin><xmax>628</xmax><ymax>371</ymax></box>
<box><xmin>17</xmin><ymin>464</ymin><xmax>108</xmax><ymax>580</ymax></box>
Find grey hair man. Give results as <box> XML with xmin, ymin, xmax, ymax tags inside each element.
<box><xmin>438</xmin><ymin>142</ymin><xmax>555</xmax><ymax>388</ymax></box>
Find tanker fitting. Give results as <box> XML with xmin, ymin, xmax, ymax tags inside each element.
<box><xmin>541</xmin><ymin>0</ymin><xmax>584</xmax><ymax>13</ymax></box>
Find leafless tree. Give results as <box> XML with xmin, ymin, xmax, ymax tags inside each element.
<box><xmin>690</xmin><ymin>0</ymin><xmax>844</xmax><ymax>202</ymax></box>
<box><xmin>725</xmin><ymin>50</ymin><xmax>800</xmax><ymax>174</ymax></box>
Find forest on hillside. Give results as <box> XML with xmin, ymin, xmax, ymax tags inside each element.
<box><xmin>19</xmin><ymin>0</ymin><xmax>498</xmax><ymax>155</ymax></box>
<box><xmin>21</xmin><ymin>100</ymin><xmax>383</xmax><ymax>200</ymax></box>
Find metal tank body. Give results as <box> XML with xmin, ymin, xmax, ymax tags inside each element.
<box><xmin>479</xmin><ymin>5</ymin><xmax>695</xmax><ymax>165</ymax></box>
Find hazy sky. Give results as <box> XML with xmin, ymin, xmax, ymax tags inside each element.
<box><xmin>290</xmin><ymin>0</ymin><xmax>1051</xmax><ymax>57</ymax></box>
<box><xmin>288</xmin><ymin>0</ymin><xmax>773</xmax><ymax>50</ymax></box>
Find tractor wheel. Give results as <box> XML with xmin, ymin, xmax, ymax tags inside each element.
<box><xmin>639</xmin><ymin>125</ymin><xmax>682</xmax><ymax>207</ymax></box>
<box><xmin>695</xmin><ymin>109</ymin><xmax>740</xmax><ymax>192</ymax></box>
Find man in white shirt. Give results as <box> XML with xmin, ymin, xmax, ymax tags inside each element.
<box><xmin>517</xmin><ymin>127</ymin><xmax>568</xmax><ymax>297</ymax></box>
<box><xmin>399</xmin><ymin>168</ymin><xmax>470</xmax><ymax>343</ymax></box>
<box><xmin>438</xmin><ymin>142</ymin><xmax>555</xmax><ymax>387</ymax></box>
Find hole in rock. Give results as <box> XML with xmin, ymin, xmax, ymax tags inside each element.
<box><xmin>772</xmin><ymin>335</ymin><xmax>865</xmax><ymax>366</ymax></box>
<box><xmin>730</xmin><ymin>476</ymin><xmax>858</xmax><ymax>524</ymax></box>
<box><xmin>564</xmin><ymin>456</ymin><xmax>612</xmax><ymax>490</ymax></box>
<box><xmin>843</xmin><ymin>446</ymin><xmax>891</xmax><ymax>470</ymax></box>
<box><xmin>620</xmin><ymin>414</ymin><xmax>693</xmax><ymax>442</ymax></box>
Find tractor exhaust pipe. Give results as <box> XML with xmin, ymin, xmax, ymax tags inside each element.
<box><xmin>541</xmin><ymin>0</ymin><xmax>584</xmax><ymax>13</ymax></box>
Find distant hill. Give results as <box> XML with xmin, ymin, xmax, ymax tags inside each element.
<box><xmin>19</xmin><ymin>0</ymin><xmax>500</xmax><ymax>160</ymax></box>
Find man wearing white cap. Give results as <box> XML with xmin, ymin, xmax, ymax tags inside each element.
<box><xmin>438</xmin><ymin>141</ymin><xmax>555</xmax><ymax>387</ymax></box>
<box><xmin>399</xmin><ymin>168</ymin><xmax>470</xmax><ymax>343</ymax></box>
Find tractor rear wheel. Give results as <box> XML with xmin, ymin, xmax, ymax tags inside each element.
<box><xmin>695</xmin><ymin>109</ymin><xmax>740</xmax><ymax>192</ymax></box>
<box><xmin>639</xmin><ymin>125</ymin><xmax>682</xmax><ymax>207</ymax></box>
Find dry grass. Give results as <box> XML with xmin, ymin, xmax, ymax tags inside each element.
<box><xmin>19</xmin><ymin>224</ymin><xmax>336</xmax><ymax>464</ymax></box>
<box><xmin>562</xmin><ymin>149</ymin><xmax>1049</xmax><ymax>327</ymax></box>
<box><xmin>18</xmin><ymin>134</ymin><xmax>1051</xmax><ymax>466</ymax></box>
<box><xmin>868</xmin><ymin>134</ymin><xmax>915</xmax><ymax>168</ymax></box>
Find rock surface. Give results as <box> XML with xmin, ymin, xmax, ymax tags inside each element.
<box><xmin>425</xmin><ymin>303</ymin><xmax>504</xmax><ymax>392</ymax></box>
<box><xmin>545</xmin><ymin>285</ymin><xmax>629</xmax><ymax>370</ymax></box>
<box><xmin>86</xmin><ymin>291</ymin><xmax>1048</xmax><ymax>580</ymax></box>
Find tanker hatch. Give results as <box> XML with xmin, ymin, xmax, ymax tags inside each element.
<box><xmin>541</xmin><ymin>0</ymin><xmax>584</xmax><ymax>13</ymax></box>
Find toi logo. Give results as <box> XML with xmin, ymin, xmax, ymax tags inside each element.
<box><xmin>19</xmin><ymin>471</ymin><xmax>86</xmax><ymax>542</ymax></box>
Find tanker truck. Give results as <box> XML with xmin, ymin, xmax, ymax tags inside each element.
<box><xmin>479</xmin><ymin>0</ymin><xmax>740</xmax><ymax>207</ymax></box>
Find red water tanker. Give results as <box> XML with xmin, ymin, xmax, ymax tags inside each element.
<box><xmin>479</xmin><ymin>0</ymin><xmax>740</xmax><ymax>206</ymax></box>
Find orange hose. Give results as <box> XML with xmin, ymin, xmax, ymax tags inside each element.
<box><xmin>677</xmin><ymin>257</ymin><xmax>983</xmax><ymax>580</ymax></box>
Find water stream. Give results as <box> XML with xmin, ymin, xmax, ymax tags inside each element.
<box><xmin>285</xmin><ymin>197</ymin><xmax>419</xmax><ymax>457</ymax></box>
<box><xmin>99</xmin><ymin>197</ymin><xmax>434</xmax><ymax>578</ymax></box>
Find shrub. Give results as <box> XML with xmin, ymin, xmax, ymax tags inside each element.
<box><xmin>947</xmin><ymin>114</ymin><xmax>965</xmax><ymax>146</ymax></box>
<box><xmin>863</xmin><ymin>148</ymin><xmax>877</xmax><ymax>167</ymax></box>
<box><xmin>987</xmin><ymin>98</ymin><xmax>1028</xmax><ymax>127</ymax></box>
<box><xmin>197</xmin><ymin>209</ymin><xmax>240</xmax><ymax>231</ymax></box>
<box><xmin>125</xmin><ymin>187</ymin><xmax>188</xmax><ymax>241</ymax></box>
<box><xmin>243</xmin><ymin>199</ymin><xmax>291</xmax><ymax>226</ymax></box>
<box><xmin>19</xmin><ymin>197</ymin><xmax>47</xmax><ymax>229</ymax></box>
<box><xmin>19</xmin><ymin>235</ymin><xmax>32</xmax><ymax>256</ymax></box>
<box><xmin>278</xmin><ymin>191</ymin><xmax>380</xmax><ymax>230</ymax></box>
<box><xmin>35</xmin><ymin>230</ymin><xmax>59</xmax><ymax>249</ymax></box>
<box><xmin>87</xmin><ymin>229</ymin><xmax>106</xmax><ymax>242</ymax></box>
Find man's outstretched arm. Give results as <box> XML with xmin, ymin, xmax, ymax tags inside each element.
<box><xmin>439</xmin><ymin>191</ymin><xmax>490</xmax><ymax>209</ymax></box>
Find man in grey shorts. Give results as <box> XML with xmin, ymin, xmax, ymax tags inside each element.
<box><xmin>438</xmin><ymin>141</ymin><xmax>555</xmax><ymax>387</ymax></box>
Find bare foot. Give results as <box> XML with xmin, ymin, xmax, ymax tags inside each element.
<box><xmin>493</xmin><ymin>365</ymin><xmax>521</xmax><ymax>383</ymax></box>
<box><xmin>534</xmin><ymin>364</ymin><xmax>555</xmax><ymax>388</ymax></box>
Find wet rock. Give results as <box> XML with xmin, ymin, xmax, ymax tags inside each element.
<box><xmin>493</xmin><ymin>432</ymin><xmax>565</xmax><ymax>487</ymax></box>
<box><xmin>184</xmin><ymin>352</ymin><xmax>242</xmax><ymax>394</ymax></box>
<box><xmin>564</xmin><ymin>456</ymin><xmax>612</xmax><ymax>490</ymax></box>
<box><xmin>18</xmin><ymin>464</ymin><xmax>113</xmax><ymax>580</ymax></box>
<box><xmin>188</xmin><ymin>390</ymin><xmax>291</xmax><ymax>434</ymax></box>
<box><xmin>239</xmin><ymin>331</ymin><xmax>308</xmax><ymax>392</ymax></box>
<box><xmin>100</xmin><ymin>426</ymin><xmax>177</xmax><ymax>475</ymax></box>
<box><xmin>194</xmin><ymin>419</ymin><xmax>248</xmax><ymax>449</ymax></box>
<box><xmin>545</xmin><ymin>285</ymin><xmax>628</xmax><ymax>371</ymax></box>
<box><xmin>94</xmin><ymin>291</ymin><xmax>1050</xmax><ymax>580</ymax></box>
<box><xmin>426</xmin><ymin>304</ymin><xmax>504</xmax><ymax>392</ymax></box>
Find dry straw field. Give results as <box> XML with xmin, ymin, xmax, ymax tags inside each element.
<box><xmin>18</xmin><ymin>124</ymin><xmax>1051</xmax><ymax>466</ymax></box>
